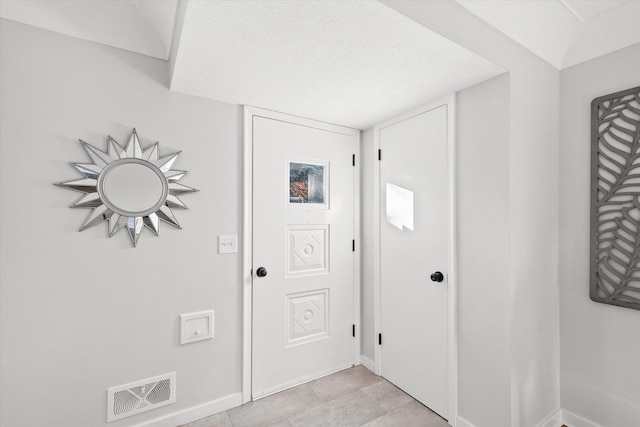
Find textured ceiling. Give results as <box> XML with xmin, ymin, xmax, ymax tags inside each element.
<box><xmin>170</xmin><ymin>0</ymin><xmax>504</xmax><ymax>129</ymax></box>
<box><xmin>19</xmin><ymin>0</ymin><xmax>638</xmax><ymax>127</ymax></box>
<box><xmin>562</xmin><ymin>0</ymin><xmax>629</xmax><ymax>21</ymax></box>
<box><xmin>456</xmin><ymin>0</ymin><xmax>640</xmax><ymax>69</ymax></box>
<box><xmin>0</xmin><ymin>0</ymin><xmax>177</xmax><ymax>60</ymax></box>
<box><xmin>5</xmin><ymin>0</ymin><xmax>638</xmax><ymax>127</ymax></box>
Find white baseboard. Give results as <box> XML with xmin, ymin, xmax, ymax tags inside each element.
<box><xmin>359</xmin><ymin>355</ymin><xmax>375</xmax><ymax>372</ymax></box>
<box><xmin>443</xmin><ymin>407</ymin><xmax>617</xmax><ymax>427</ymax></box>
<box><xmin>455</xmin><ymin>415</ymin><xmax>476</xmax><ymax>427</ymax></box>
<box><xmin>561</xmin><ymin>374</ymin><xmax>640</xmax><ymax>426</ymax></box>
<box><xmin>536</xmin><ymin>408</ymin><xmax>563</xmax><ymax>427</ymax></box>
<box><xmin>132</xmin><ymin>392</ymin><xmax>243</xmax><ymax>427</ymax></box>
<box><xmin>456</xmin><ymin>409</ymin><xmax>563</xmax><ymax>427</ymax></box>
<box><xmin>562</xmin><ymin>409</ymin><xmax>603</xmax><ymax>427</ymax></box>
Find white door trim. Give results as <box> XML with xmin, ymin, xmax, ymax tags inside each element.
<box><xmin>372</xmin><ymin>95</ymin><xmax>458</xmax><ymax>425</ymax></box>
<box><xmin>242</xmin><ymin>106</ymin><xmax>361</xmax><ymax>404</ymax></box>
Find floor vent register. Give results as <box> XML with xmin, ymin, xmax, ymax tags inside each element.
<box><xmin>106</xmin><ymin>372</ymin><xmax>176</xmax><ymax>422</ymax></box>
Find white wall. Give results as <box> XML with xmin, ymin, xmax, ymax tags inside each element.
<box><xmin>507</xmin><ymin>52</ymin><xmax>560</xmax><ymax>427</ymax></box>
<box><xmin>559</xmin><ymin>43</ymin><xmax>640</xmax><ymax>427</ymax></box>
<box><xmin>381</xmin><ymin>2</ymin><xmax>560</xmax><ymax>426</ymax></box>
<box><xmin>360</xmin><ymin>128</ymin><xmax>376</xmax><ymax>364</ymax></box>
<box><xmin>0</xmin><ymin>19</ymin><xmax>243</xmax><ymax>427</ymax></box>
<box><xmin>456</xmin><ymin>73</ymin><xmax>511</xmax><ymax>427</ymax></box>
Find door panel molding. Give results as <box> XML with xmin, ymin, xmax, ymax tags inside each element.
<box><xmin>242</xmin><ymin>106</ymin><xmax>360</xmax><ymax>403</ymax></box>
<box><xmin>372</xmin><ymin>95</ymin><xmax>458</xmax><ymax>424</ymax></box>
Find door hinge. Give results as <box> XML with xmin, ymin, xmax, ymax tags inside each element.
<box><xmin>378</xmin><ymin>149</ymin><xmax>381</xmax><ymax>161</ymax></box>
<box><xmin>352</xmin><ymin>153</ymin><xmax>355</xmax><ymax>166</ymax></box>
<box><xmin>378</xmin><ymin>333</ymin><xmax>382</xmax><ymax>345</ymax></box>
<box><xmin>352</xmin><ymin>324</ymin><xmax>355</xmax><ymax>337</ymax></box>
<box><xmin>352</xmin><ymin>239</ymin><xmax>355</xmax><ymax>252</ymax></box>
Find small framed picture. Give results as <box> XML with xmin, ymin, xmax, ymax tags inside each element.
<box><xmin>288</xmin><ymin>160</ymin><xmax>329</xmax><ymax>209</ymax></box>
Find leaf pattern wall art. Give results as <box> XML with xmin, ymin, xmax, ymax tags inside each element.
<box><xmin>591</xmin><ymin>86</ymin><xmax>640</xmax><ymax>310</ymax></box>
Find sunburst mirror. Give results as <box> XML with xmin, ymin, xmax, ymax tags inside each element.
<box><xmin>56</xmin><ymin>128</ymin><xmax>197</xmax><ymax>247</ymax></box>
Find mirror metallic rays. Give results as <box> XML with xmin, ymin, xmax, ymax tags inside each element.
<box><xmin>56</xmin><ymin>128</ymin><xmax>197</xmax><ymax>247</ymax></box>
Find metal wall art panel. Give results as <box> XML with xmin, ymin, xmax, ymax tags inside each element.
<box><xmin>591</xmin><ymin>86</ymin><xmax>640</xmax><ymax>310</ymax></box>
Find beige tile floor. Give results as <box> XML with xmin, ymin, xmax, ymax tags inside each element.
<box><xmin>180</xmin><ymin>365</ymin><xmax>449</xmax><ymax>427</ymax></box>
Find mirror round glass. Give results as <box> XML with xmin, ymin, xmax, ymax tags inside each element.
<box><xmin>98</xmin><ymin>159</ymin><xmax>168</xmax><ymax>217</ymax></box>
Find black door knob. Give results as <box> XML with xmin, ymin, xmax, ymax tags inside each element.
<box><xmin>256</xmin><ymin>267</ymin><xmax>268</xmax><ymax>278</ymax></box>
<box><xmin>430</xmin><ymin>271</ymin><xmax>444</xmax><ymax>282</ymax></box>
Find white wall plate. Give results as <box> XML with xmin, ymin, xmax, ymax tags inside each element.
<box><xmin>180</xmin><ymin>310</ymin><xmax>214</xmax><ymax>344</ymax></box>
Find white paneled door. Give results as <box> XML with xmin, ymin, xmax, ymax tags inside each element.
<box><xmin>379</xmin><ymin>104</ymin><xmax>450</xmax><ymax>419</ymax></box>
<box><xmin>252</xmin><ymin>113</ymin><xmax>358</xmax><ymax>399</ymax></box>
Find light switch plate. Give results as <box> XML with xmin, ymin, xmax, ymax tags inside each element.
<box><xmin>218</xmin><ymin>235</ymin><xmax>238</xmax><ymax>254</ymax></box>
<box><xmin>180</xmin><ymin>310</ymin><xmax>214</xmax><ymax>344</ymax></box>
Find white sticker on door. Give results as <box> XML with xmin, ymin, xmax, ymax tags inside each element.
<box><xmin>386</xmin><ymin>183</ymin><xmax>414</xmax><ymax>231</ymax></box>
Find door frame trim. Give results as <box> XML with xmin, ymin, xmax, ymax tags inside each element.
<box><xmin>242</xmin><ymin>106</ymin><xmax>361</xmax><ymax>403</ymax></box>
<box><xmin>372</xmin><ymin>95</ymin><xmax>458</xmax><ymax>423</ymax></box>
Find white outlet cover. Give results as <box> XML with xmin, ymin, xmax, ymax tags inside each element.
<box><xmin>180</xmin><ymin>310</ymin><xmax>214</xmax><ymax>344</ymax></box>
<box><xmin>218</xmin><ymin>235</ymin><xmax>238</xmax><ymax>254</ymax></box>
